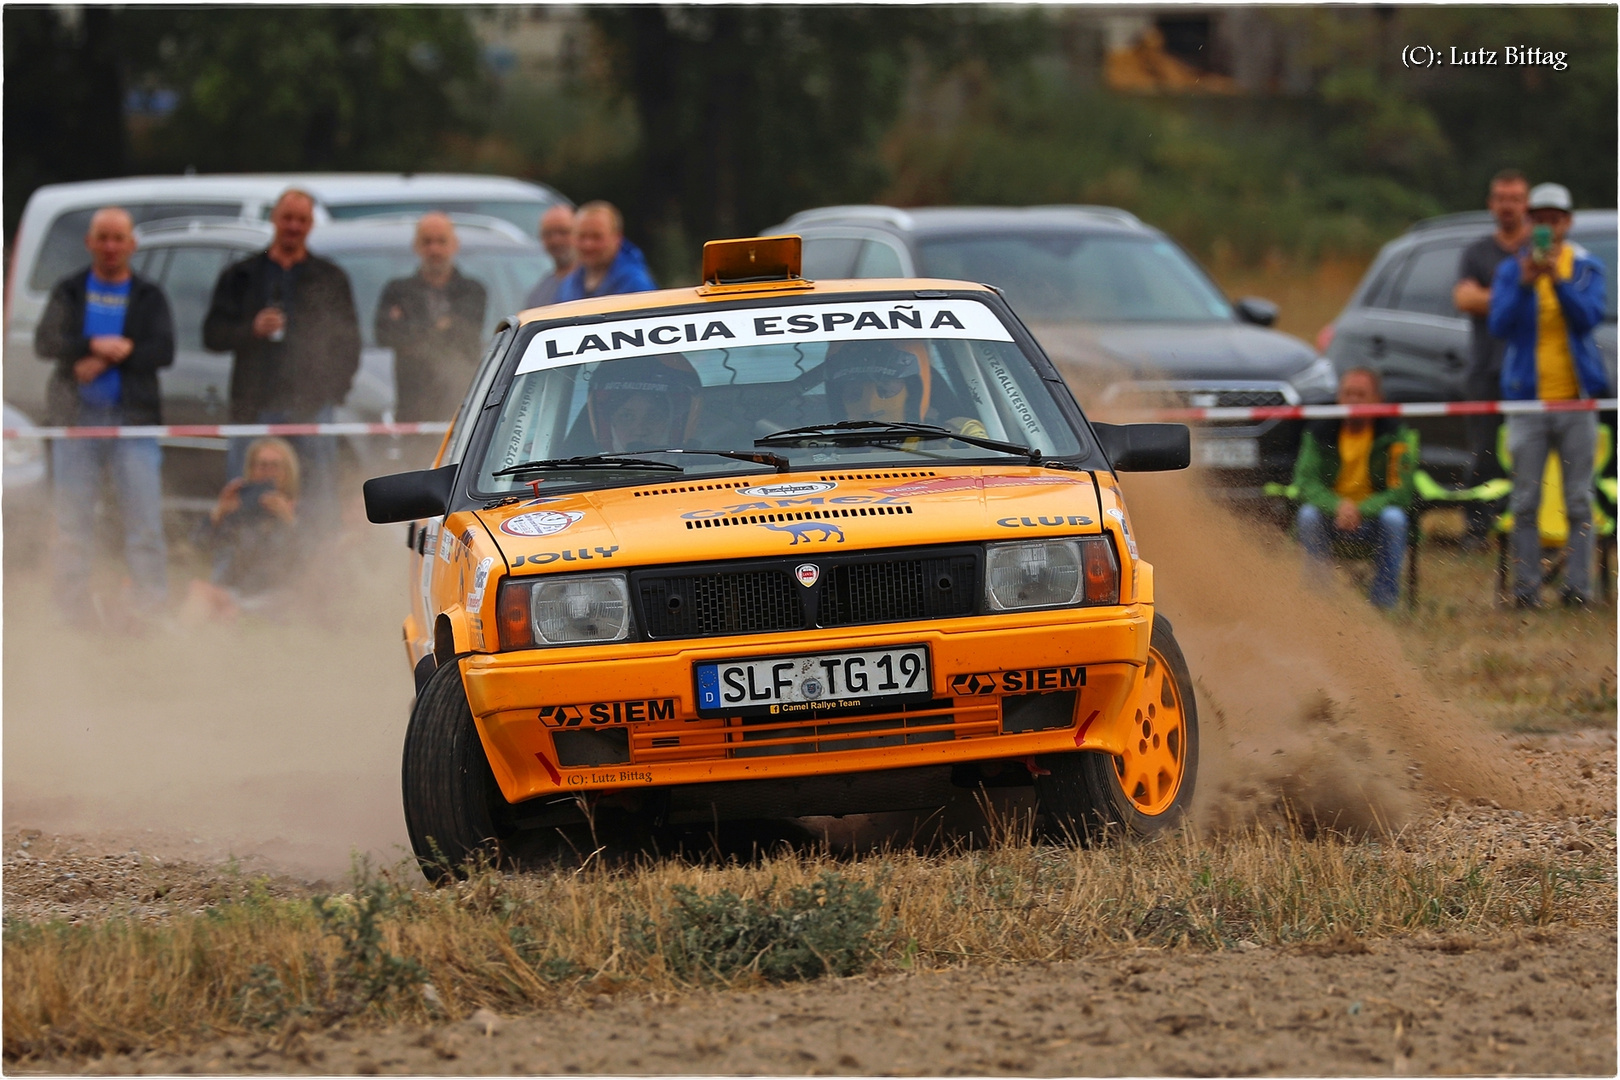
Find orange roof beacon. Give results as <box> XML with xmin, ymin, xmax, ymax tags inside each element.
<box><xmin>364</xmin><ymin>235</ymin><xmax>1196</xmax><ymax>880</ymax></box>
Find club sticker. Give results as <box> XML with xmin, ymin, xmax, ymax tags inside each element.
<box><xmin>737</xmin><ymin>480</ymin><xmax>837</xmax><ymax>498</ymax></box>
<box><xmin>499</xmin><ymin>510</ymin><xmax>584</xmax><ymax>538</ymax></box>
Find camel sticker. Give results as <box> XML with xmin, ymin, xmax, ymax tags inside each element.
<box><xmin>760</xmin><ymin>520</ymin><xmax>846</xmax><ymax>545</ymax></box>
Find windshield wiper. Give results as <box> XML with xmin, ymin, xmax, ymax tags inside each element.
<box><xmin>627</xmin><ymin>448</ymin><xmax>792</xmax><ymax>472</ymax></box>
<box><xmin>492</xmin><ymin>455</ymin><xmax>685</xmax><ymax>478</ymax></box>
<box><xmin>755</xmin><ymin>421</ymin><xmax>1043</xmax><ymax>464</ymax></box>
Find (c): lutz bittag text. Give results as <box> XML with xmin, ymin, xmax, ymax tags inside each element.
<box><xmin>1401</xmin><ymin>45</ymin><xmax>1569</xmax><ymax>70</ymax></box>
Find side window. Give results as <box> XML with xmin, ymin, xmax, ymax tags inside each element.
<box><xmin>852</xmin><ymin>239</ymin><xmax>905</xmax><ymax>278</ymax></box>
<box><xmin>445</xmin><ymin>325</ymin><xmax>515</xmax><ymax>466</ymax></box>
<box><xmin>1361</xmin><ymin>254</ymin><xmax>1407</xmax><ymax>310</ymax></box>
<box><xmin>1391</xmin><ymin>244</ymin><xmax>1465</xmax><ymax>319</ymax></box>
<box><xmin>800</xmin><ymin>238</ymin><xmax>861</xmax><ymax>279</ymax></box>
<box><xmin>158</xmin><ymin>247</ymin><xmax>236</xmax><ymax>352</ymax></box>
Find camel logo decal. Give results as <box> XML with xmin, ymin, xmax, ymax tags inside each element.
<box><xmin>760</xmin><ymin>520</ymin><xmax>845</xmax><ymax>545</ymax></box>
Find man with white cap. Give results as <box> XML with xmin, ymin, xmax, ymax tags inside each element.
<box><xmin>1487</xmin><ymin>181</ymin><xmax>1611</xmax><ymax>607</ymax></box>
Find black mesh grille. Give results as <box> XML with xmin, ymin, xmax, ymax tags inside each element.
<box><xmin>819</xmin><ymin>554</ymin><xmax>978</xmax><ymax>627</ymax></box>
<box><xmin>1213</xmin><ymin>389</ymin><xmax>1288</xmax><ymax>408</ymax></box>
<box><xmin>638</xmin><ymin>571</ymin><xmax>803</xmax><ymax>639</ymax></box>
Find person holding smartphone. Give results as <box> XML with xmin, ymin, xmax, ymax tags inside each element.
<box><xmin>1488</xmin><ymin>182</ymin><xmax>1611</xmax><ymax>608</ymax></box>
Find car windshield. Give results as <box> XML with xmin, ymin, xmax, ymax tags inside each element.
<box><xmin>324</xmin><ymin>247</ymin><xmax>553</xmax><ymax>346</ymax></box>
<box><xmin>472</xmin><ymin>296</ymin><xmax>1086</xmax><ymax>495</ymax></box>
<box><xmin>916</xmin><ymin>233</ymin><xmax>1234</xmax><ymax>324</ymax></box>
<box><xmin>1574</xmin><ymin>230</ymin><xmax>1617</xmax><ymax>321</ymax></box>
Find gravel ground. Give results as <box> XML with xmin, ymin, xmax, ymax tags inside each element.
<box><xmin>5</xmin><ymin>729</ymin><xmax>1614</xmax><ymax>1077</ymax></box>
<box><xmin>31</xmin><ymin>928</ymin><xmax>1617</xmax><ymax>1077</ymax></box>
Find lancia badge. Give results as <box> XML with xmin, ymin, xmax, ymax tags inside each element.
<box><xmin>795</xmin><ymin>563</ymin><xmax>820</xmax><ymax>588</ymax></box>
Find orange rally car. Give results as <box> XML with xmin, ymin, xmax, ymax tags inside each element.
<box><xmin>363</xmin><ymin>236</ymin><xmax>1197</xmax><ymax>878</ymax></box>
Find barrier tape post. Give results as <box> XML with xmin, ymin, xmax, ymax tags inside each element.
<box><xmin>1</xmin><ymin>400</ymin><xmax>1615</xmax><ymax>439</ymax></box>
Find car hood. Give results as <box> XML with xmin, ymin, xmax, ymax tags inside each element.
<box><xmin>475</xmin><ymin>468</ymin><xmax>1106</xmax><ymax>572</ymax></box>
<box><xmin>1028</xmin><ymin>321</ymin><xmax>1317</xmax><ymax>404</ymax></box>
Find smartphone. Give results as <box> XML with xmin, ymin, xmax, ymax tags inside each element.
<box><xmin>1532</xmin><ymin>224</ymin><xmax>1553</xmax><ymax>261</ymax></box>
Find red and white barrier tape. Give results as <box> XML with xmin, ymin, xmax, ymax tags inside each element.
<box><xmin>1108</xmin><ymin>397</ymin><xmax>1618</xmax><ymax>423</ymax></box>
<box><xmin>1</xmin><ymin>420</ymin><xmax>450</xmax><ymax>440</ymax></box>
<box><xmin>2</xmin><ymin>398</ymin><xmax>1616</xmax><ymax>439</ymax></box>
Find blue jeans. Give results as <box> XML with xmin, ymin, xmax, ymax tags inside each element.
<box><xmin>226</xmin><ymin>405</ymin><xmax>338</xmax><ymax>535</ymax></box>
<box><xmin>1296</xmin><ymin>503</ymin><xmax>1409</xmax><ymax>610</ymax></box>
<box><xmin>51</xmin><ymin>418</ymin><xmax>168</xmax><ymax>611</ymax></box>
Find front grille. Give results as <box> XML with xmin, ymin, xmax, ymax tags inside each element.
<box><xmin>1207</xmin><ymin>389</ymin><xmax>1287</xmax><ymax>408</ymax></box>
<box><xmin>638</xmin><ymin>571</ymin><xmax>803</xmax><ymax>639</ymax></box>
<box><xmin>631</xmin><ymin>545</ymin><xmax>984</xmax><ymax>642</ymax></box>
<box><xmin>819</xmin><ymin>554</ymin><xmax>978</xmax><ymax>627</ymax></box>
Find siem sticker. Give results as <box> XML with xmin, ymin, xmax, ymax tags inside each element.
<box><xmin>500</xmin><ymin>510</ymin><xmax>584</xmax><ymax>538</ymax></box>
<box><xmin>539</xmin><ymin>699</ymin><xmax>678</xmax><ymax>727</ymax></box>
<box><xmin>949</xmin><ymin>666</ymin><xmax>1085</xmax><ymax>695</ymax></box>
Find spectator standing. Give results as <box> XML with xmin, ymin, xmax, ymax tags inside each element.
<box><xmin>1453</xmin><ymin>168</ymin><xmax>1530</xmax><ymax>547</ymax></box>
<box><xmin>554</xmin><ymin>201</ymin><xmax>657</xmax><ymax>302</ymax></box>
<box><xmin>1290</xmin><ymin>367</ymin><xmax>1416</xmax><ymax>610</ymax></box>
<box><xmin>34</xmin><ymin>207</ymin><xmax>174</xmax><ymax>628</ymax></box>
<box><xmin>203</xmin><ymin>189</ymin><xmax>360</xmax><ymax>533</ymax></box>
<box><xmin>523</xmin><ymin>204</ymin><xmax>578</xmax><ymax>308</ymax></box>
<box><xmin>375</xmin><ymin>213</ymin><xmax>488</xmax><ymax>423</ymax></box>
<box><xmin>1488</xmin><ymin>182</ymin><xmax>1611</xmax><ymax>608</ymax></box>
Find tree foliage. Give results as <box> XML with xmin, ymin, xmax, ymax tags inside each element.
<box><xmin>583</xmin><ymin>6</ymin><xmax>1043</xmax><ymax>278</ymax></box>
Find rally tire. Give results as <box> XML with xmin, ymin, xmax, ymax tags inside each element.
<box><xmin>401</xmin><ymin>659</ymin><xmax>510</xmax><ymax>881</ymax></box>
<box><xmin>1035</xmin><ymin>613</ymin><xmax>1198</xmax><ymax>841</ymax></box>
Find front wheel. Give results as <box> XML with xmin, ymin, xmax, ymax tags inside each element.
<box><xmin>1035</xmin><ymin>613</ymin><xmax>1198</xmax><ymax>840</ymax></box>
<box><xmin>401</xmin><ymin>659</ymin><xmax>511</xmax><ymax>881</ymax></box>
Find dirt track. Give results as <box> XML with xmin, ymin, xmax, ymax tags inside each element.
<box><xmin>4</xmin><ymin>476</ymin><xmax>1616</xmax><ymax>1075</ymax></box>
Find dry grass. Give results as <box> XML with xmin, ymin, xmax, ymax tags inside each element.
<box><xmin>1390</xmin><ymin>540</ymin><xmax>1617</xmax><ymax>734</ymax></box>
<box><xmin>6</xmin><ymin>814</ymin><xmax>1612</xmax><ymax>1063</ymax></box>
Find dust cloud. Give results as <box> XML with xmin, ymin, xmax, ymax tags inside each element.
<box><xmin>1121</xmin><ymin>468</ymin><xmax>1555</xmax><ymax>832</ymax></box>
<box><xmin>2</xmin><ymin>521</ymin><xmax>415</xmax><ymax>879</ymax></box>
<box><xmin>2</xmin><ymin>466</ymin><xmax>1551</xmax><ymax>880</ymax></box>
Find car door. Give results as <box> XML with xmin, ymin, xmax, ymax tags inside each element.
<box><xmin>1374</xmin><ymin>241</ymin><xmax>1472</xmax><ymax>403</ymax></box>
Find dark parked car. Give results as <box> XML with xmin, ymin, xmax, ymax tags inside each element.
<box><xmin>1320</xmin><ymin>209</ymin><xmax>1617</xmax><ymax>483</ymax></box>
<box><xmin>768</xmin><ymin>205</ymin><xmax>1337</xmax><ymax>498</ymax></box>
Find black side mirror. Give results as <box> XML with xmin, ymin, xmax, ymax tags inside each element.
<box><xmin>1235</xmin><ymin>296</ymin><xmax>1279</xmax><ymax>327</ymax></box>
<box><xmin>1092</xmin><ymin>422</ymin><xmax>1191</xmax><ymax>472</ymax></box>
<box><xmin>363</xmin><ymin>464</ymin><xmax>458</xmax><ymax>523</ymax></box>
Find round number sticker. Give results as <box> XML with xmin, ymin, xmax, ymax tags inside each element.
<box><xmin>499</xmin><ymin>510</ymin><xmax>585</xmax><ymax>538</ymax></box>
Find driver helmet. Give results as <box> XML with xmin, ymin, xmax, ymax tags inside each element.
<box><xmin>823</xmin><ymin>340</ymin><xmax>933</xmax><ymax>422</ymax></box>
<box><xmin>586</xmin><ymin>353</ymin><xmax>702</xmax><ymax>451</ymax></box>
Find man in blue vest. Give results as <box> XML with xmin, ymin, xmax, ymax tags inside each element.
<box><xmin>554</xmin><ymin>202</ymin><xmax>657</xmax><ymax>302</ymax></box>
<box><xmin>34</xmin><ymin>207</ymin><xmax>175</xmax><ymax>628</ymax></box>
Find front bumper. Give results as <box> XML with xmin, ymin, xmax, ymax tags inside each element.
<box><xmin>461</xmin><ymin>603</ymin><xmax>1154</xmax><ymax>804</ymax></box>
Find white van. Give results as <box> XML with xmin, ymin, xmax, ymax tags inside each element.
<box><xmin>4</xmin><ymin>172</ymin><xmax>567</xmax><ymax>422</ymax></box>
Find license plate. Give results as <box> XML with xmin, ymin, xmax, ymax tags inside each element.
<box><xmin>1198</xmin><ymin>437</ymin><xmax>1259</xmax><ymax>469</ymax></box>
<box><xmin>696</xmin><ymin>645</ymin><xmax>931</xmax><ymax>718</ymax></box>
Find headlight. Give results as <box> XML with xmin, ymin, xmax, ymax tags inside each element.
<box><xmin>985</xmin><ymin>538</ymin><xmax>1118</xmax><ymax>611</ymax></box>
<box><xmin>497</xmin><ymin>573</ymin><xmax>631</xmax><ymax>648</ymax></box>
<box><xmin>1289</xmin><ymin>356</ymin><xmax>1339</xmax><ymax>400</ymax></box>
